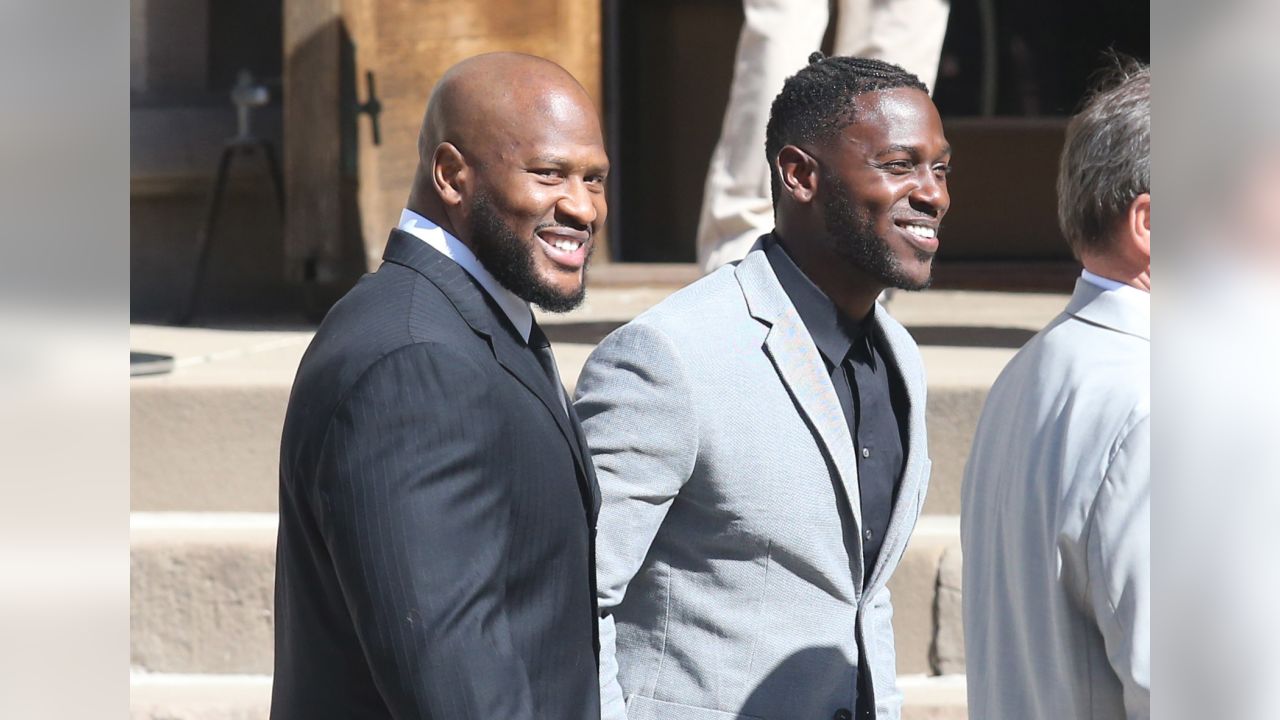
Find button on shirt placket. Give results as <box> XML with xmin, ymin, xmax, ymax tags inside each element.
<box><xmin>843</xmin><ymin>340</ymin><xmax>903</xmax><ymax>584</ymax></box>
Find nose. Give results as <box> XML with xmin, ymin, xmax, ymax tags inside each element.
<box><xmin>910</xmin><ymin>167</ymin><xmax>949</xmax><ymax>216</ymax></box>
<box><xmin>556</xmin><ymin>178</ymin><xmax>602</xmax><ymax>230</ymax></box>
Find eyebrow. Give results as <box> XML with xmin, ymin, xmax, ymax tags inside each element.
<box><xmin>876</xmin><ymin>143</ymin><xmax>953</xmax><ymax>159</ymax></box>
<box><xmin>529</xmin><ymin>154</ymin><xmax>570</xmax><ymax>166</ymax></box>
<box><xmin>528</xmin><ymin>154</ymin><xmax>610</xmax><ymax>174</ymax></box>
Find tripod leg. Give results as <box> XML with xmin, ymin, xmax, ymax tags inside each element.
<box><xmin>258</xmin><ymin>140</ymin><xmax>285</xmax><ymax>216</ymax></box>
<box><xmin>178</xmin><ymin>145</ymin><xmax>236</xmax><ymax>325</ymax></box>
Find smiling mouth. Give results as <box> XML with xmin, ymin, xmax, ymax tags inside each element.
<box><xmin>894</xmin><ymin>220</ymin><xmax>940</xmax><ymax>253</ymax></box>
<box><xmin>548</xmin><ymin>237</ymin><xmax>585</xmax><ymax>253</ymax></box>
<box><xmin>537</xmin><ymin>230</ymin><xmax>591</xmax><ymax>270</ymax></box>
<box><xmin>900</xmin><ymin>223</ymin><xmax>936</xmax><ymax>239</ymax></box>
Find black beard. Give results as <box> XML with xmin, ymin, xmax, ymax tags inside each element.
<box><xmin>821</xmin><ymin>172</ymin><xmax>932</xmax><ymax>291</ymax></box>
<box><xmin>468</xmin><ymin>191</ymin><xmax>590</xmax><ymax>314</ymax></box>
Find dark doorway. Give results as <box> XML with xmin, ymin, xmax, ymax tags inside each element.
<box><xmin>604</xmin><ymin>0</ymin><xmax>743</xmax><ymax>263</ymax></box>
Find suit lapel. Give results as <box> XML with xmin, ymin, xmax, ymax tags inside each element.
<box><xmin>735</xmin><ymin>246</ymin><xmax>865</xmax><ymax>539</ymax></box>
<box><xmin>381</xmin><ymin>229</ymin><xmax>596</xmax><ymax>515</ymax></box>
<box><xmin>567</xmin><ymin>404</ymin><xmax>602</xmax><ymax>521</ymax></box>
<box><xmin>488</xmin><ymin>328</ymin><xmax>596</xmax><ymax>500</ymax></box>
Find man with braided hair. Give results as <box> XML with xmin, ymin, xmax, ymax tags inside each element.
<box><xmin>697</xmin><ymin>0</ymin><xmax>949</xmax><ymax>272</ymax></box>
<box><xmin>577</xmin><ymin>54</ymin><xmax>949</xmax><ymax>720</ymax></box>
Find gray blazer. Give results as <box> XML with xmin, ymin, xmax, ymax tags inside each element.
<box><xmin>961</xmin><ymin>278</ymin><xmax>1150</xmax><ymax>719</ymax></box>
<box><xmin>574</xmin><ymin>245</ymin><xmax>932</xmax><ymax>720</ymax></box>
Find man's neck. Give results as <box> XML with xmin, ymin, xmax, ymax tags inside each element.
<box><xmin>774</xmin><ymin>231</ymin><xmax>884</xmax><ymax>322</ymax></box>
<box><xmin>1082</xmin><ymin>257</ymin><xmax>1151</xmax><ymax>292</ymax></box>
<box><xmin>405</xmin><ymin>184</ymin><xmax>464</xmax><ymax>248</ymax></box>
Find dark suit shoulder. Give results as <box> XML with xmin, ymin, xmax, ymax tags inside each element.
<box><xmin>281</xmin><ymin>262</ymin><xmax>492</xmax><ymax>479</ymax></box>
<box><xmin>307</xmin><ymin>264</ymin><xmax>484</xmax><ymax>379</ymax></box>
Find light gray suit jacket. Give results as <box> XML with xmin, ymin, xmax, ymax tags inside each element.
<box><xmin>961</xmin><ymin>278</ymin><xmax>1150</xmax><ymax>719</ymax></box>
<box><xmin>574</xmin><ymin>245</ymin><xmax>932</xmax><ymax>720</ymax></box>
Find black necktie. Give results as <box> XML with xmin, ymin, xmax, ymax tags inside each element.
<box><xmin>527</xmin><ymin>321</ymin><xmax>567</xmax><ymax>410</ymax></box>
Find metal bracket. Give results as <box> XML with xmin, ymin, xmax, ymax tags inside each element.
<box><xmin>355</xmin><ymin>70</ymin><xmax>382</xmax><ymax>146</ymax></box>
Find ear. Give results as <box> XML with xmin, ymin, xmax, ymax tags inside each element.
<box><xmin>777</xmin><ymin>145</ymin><xmax>820</xmax><ymax>204</ymax></box>
<box><xmin>432</xmin><ymin>142</ymin><xmax>468</xmax><ymax>208</ymax></box>
<box><xmin>1127</xmin><ymin>192</ymin><xmax>1151</xmax><ymax>262</ymax></box>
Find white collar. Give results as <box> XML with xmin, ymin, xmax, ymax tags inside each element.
<box><xmin>398</xmin><ymin>208</ymin><xmax>533</xmax><ymax>342</ymax></box>
<box><xmin>1080</xmin><ymin>268</ymin><xmax>1150</xmax><ymax>327</ymax></box>
<box><xmin>1081</xmin><ymin>268</ymin><xmax>1127</xmax><ymax>292</ymax></box>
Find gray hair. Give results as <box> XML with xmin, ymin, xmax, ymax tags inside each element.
<box><xmin>1057</xmin><ymin>58</ymin><xmax>1150</xmax><ymax>257</ymax></box>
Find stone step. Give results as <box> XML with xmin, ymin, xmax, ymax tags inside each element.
<box><xmin>131</xmin><ymin>673</ymin><xmax>272</xmax><ymax>720</ymax></box>
<box><xmin>900</xmin><ymin>674</ymin><xmax>969</xmax><ymax>720</ymax></box>
<box><xmin>886</xmin><ymin>516</ymin><xmax>966</xmax><ymax>677</ymax></box>
<box><xmin>130</xmin><ymin>513</ymin><xmax>964</xmax><ymax>677</ymax></box>
<box><xmin>131</xmin><ymin>327</ymin><xmax>309</xmax><ymax>514</ymax></box>
<box><xmin>131</xmin><ymin>344</ymin><xmax>997</xmax><ymax>516</ymax></box>
<box><xmin>131</xmin><ymin>287</ymin><xmax>1066</xmax><ymax>515</ymax></box>
<box><xmin>131</xmin><ymin>513</ymin><xmax>278</xmax><ymax>675</ymax></box>
<box><xmin>128</xmin><ymin>672</ymin><xmax>966</xmax><ymax>719</ymax></box>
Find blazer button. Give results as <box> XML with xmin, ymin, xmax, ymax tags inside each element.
<box><xmin>833</xmin><ymin>710</ymin><xmax>853</xmax><ymax>720</ymax></box>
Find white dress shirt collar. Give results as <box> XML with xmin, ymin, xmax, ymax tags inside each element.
<box><xmin>1080</xmin><ymin>268</ymin><xmax>1150</xmax><ymax>333</ymax></box>
<box><xmin>398</xmin><ymin>208</ymin><xmax>533</xmax><ymax>342</ymax></box>
<box><xmin>1082</xmin><ymin>269</ymin><xmax>1150</xmax><ymax>300</ymax></box>
<box><xmin>1081</xmin><ymin>268</ymin><xmax>1128</xmax><ymax>292</ymax></box>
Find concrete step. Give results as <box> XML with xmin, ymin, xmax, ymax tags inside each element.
<box><xmin>131</xmin><ymin>513</ymin><xmax>277</xmax><ymax>675</ymax></box>
<box><xmin>131</xmin><ymin>288</ymin><xmax>1068</xmax><ymax>515</ymax></box>
<box><xmin>130</xmin><ymin>326</ymin><xmax>312</xmax><ymax>513</ymax></box>
<box><xmin>886</xmin><ymin>516</ymin><xmax>966</xmax><ymax>677</ymax></box>
<box><xmin>131</xmin><ymin>673</ymin><xmax>272</xmax><ymax>720</ymax></box>
<box><xmin>130</xmin><ymin>512</ymin><xmax>964</xmax><ymax>677</ymax></box>
<box><xmin>128</xmin><ymin>672</ymin><xmax>966</xmax><ymax>719</ymax></box>
<box><xmin>901</xmin><ymin>674</ymin><xmax>969</xmax><ymax>720</ymax></box>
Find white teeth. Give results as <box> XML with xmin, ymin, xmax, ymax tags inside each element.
<box><xmin>552</xmin><ymin>239</ymin><xmax>581</xmax><ymax>252</ymax></box>
<box><xmin>904</xmin><ymin>224</ymin><xmax>936</xmax><ymax>239</ymax></box>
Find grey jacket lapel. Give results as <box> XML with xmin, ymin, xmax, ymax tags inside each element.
<box><xmin>734</xmin><ymin>247</ymin><xmax>865</xmax><ymax>538</ymax></box>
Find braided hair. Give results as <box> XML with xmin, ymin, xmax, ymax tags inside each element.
<box><xmin>765</xmin><ymin>53</ymin><xmax>928</xmax><ymax>204</ymax></box>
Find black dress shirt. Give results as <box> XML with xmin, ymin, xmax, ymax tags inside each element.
<box><xmin>764</xmin><ymin>236</ymin><xmax>908</xmax><ymax>581</ymax></box>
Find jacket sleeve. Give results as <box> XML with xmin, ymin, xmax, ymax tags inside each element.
<box><xmin>864</xmin><ymin>583</ymin><xmax>903</xmax><ymax>719</ymax></box>
<box><xmin>573</xmin><ymin>321</ymin><xmax>700</xmax><ymax>720</ymax></box>
<box><xmin>1085</xmin><ymin>414</ymin><xmax>1151</xmax><ymax>720</ymax></box>
<box><xmin>312</xmin><ymin>342</ymin><xmax>536</xmax><ymax>719</ymax></box>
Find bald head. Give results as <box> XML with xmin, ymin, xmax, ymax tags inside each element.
<box><xmin>419</xmin><ymin>53</ymin><xmax>596</xmax><ymax>167</ymax></box>
<box><xmin>406</xmin><ymin>53</ymin><xmax>609</xmax><ymax>313</ymax></box>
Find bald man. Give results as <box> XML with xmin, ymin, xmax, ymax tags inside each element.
<box><xmin>272</xmin><ymin>53</ymin><xmax>608</xmax><ymax>719</ymax></box>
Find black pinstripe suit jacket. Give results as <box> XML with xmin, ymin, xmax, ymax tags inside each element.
<box><xmin>271</xmin><ymin>229</ymin><xmax>602</xmax><ymax>719</ymax></box>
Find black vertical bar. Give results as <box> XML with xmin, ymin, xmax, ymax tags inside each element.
<box><xmin>602</xmin><ymin>0</ymin><xmax>624</xmax><ymax>261</ymax></box>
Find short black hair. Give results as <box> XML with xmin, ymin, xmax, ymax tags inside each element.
<box><xmin>765</xmin><ymin>53</ymin><xmax>928</xmax><ymax>204</ymax></box>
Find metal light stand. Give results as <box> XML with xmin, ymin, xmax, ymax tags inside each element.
<box><xmin>177</xmin><ymin>69</ymin><xmax>285</xmax><ymax>325</ymax></box>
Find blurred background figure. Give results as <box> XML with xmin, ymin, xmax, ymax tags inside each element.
<box><xmin>695</xmin><ymin>0</ymin><xmax>950</xmax><ymax>272</ymax></box>
<box><xmin>1159</xmin><ymin>2</ymin><xmax>1280</xmax><ymax>719</ymax></box>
